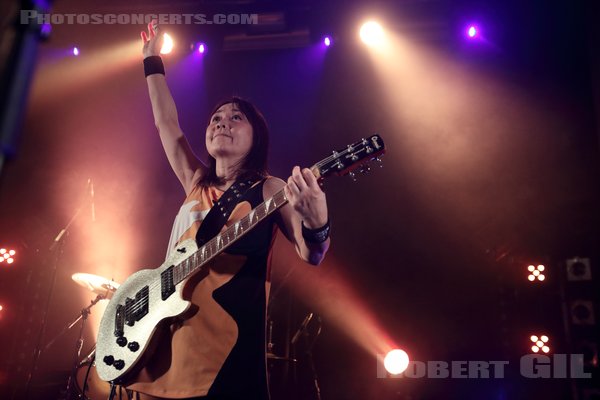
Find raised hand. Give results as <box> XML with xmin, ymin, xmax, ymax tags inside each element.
<box><xmin>140</xmin><ymin>20</ymin><xmax>162</xmax><ymax>58</ymax></box>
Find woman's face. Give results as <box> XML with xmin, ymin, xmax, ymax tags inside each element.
<box><xmin>206</xmin><ymin>102</ymin><xmax>254</xmax><ymax>161</ymax></box>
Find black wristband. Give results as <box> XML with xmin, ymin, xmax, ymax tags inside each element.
<box><xmin>144</xmin><ymin>56</ymin><xmax>165</xmax><ymax>77</ymax></box>
<box><xmin>302</xmin><ymin>219</ymin><xmax>330</xmax><ymax>244</ymax></box>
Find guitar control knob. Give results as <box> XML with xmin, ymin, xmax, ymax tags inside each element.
<box><xmin>103</xmin><ymin>355</ymin><xmax>115</xmax><ymax>366</ymax></box>
<box><xmin>116</xmin><ymin>336</ymin><xmax>128</xmax><ymax>347</ymax></box>
<box><xmin>113</xmin><ymin>359</ymin><xmax>125</xmax><ymax>370</ymax></box>
<box><xmin>127</xmin><ymin>341</ymin><xmax>140</xmax><ymax>352</ymax></box>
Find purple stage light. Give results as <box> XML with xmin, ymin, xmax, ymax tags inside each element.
<box><xmin>466</xmin><ymin>24</ymin><xmax>479</xmax><ymax>39</ymax></box>
<box><xmin>40</xmin><ymin>22</ymin><xmax>52</xmax><ymax>38</ymax></box>
<box><xmin>72</xmin><ymin>47</ymin><xmax>79</xmax><ymax>56</ymax></box>
<box><xmin>324</xmin><ymin>36</ymin><xmax>331</xmax><ymax>47</ymax></box>
<box><xmin>198</xmin><ymin>43</ymin><xmax>206</xmax><ymax>54</ymax></box>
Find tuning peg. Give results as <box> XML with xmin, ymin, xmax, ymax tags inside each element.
<box><xmin>348</xmin><ymin>171</ymin><xmax>357</xmax><ymax>181</ymax></box>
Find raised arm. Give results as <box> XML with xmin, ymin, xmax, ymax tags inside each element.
<box><xmin>263</xmin><ymin>167</ymin><xmax>330</xmax><ymax>265</ymax></box>
<box><xmin>141</xmin><ymin>21</ymin><xmax>205</xmax><ymax>195</ymax></box>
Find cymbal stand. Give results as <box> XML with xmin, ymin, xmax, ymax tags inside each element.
<box><xmin>59</xmin><ymin>293</ymin><xmax>106</xmax><ymax>399</ymax></box>
<box><xmin>303</xmin><ymin>316</ymin><xmax>322</xmax><ymax>400</ymax></box>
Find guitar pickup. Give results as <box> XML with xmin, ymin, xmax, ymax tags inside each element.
<box><xmin>135</xmin><ymin>286</ymin><xmax>149</xmax><ymax>321</ymax></box>
<box><xmin>124</xmin><ymin>286</ymin><xmax>150</xmax><ymax>327</ymax></box>
<box><xmin>161</xmin><ymin>265</ymin><xmax>176</xmax><ymax>300</ymax></box>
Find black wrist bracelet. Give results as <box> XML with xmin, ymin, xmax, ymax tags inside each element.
<box><xmin>144</xmin><ymin>56</ymin><xmax>165</xmax><ymax>77</ymax></box>
<box><xmin>302</xmin><ymin>219</ymin><xmax>331</xmax><ymax>244</ymax></box>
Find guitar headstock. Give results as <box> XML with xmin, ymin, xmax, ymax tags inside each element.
<box><xmin>312</xmin><ymin>134</ymin><xmax>385</xmax><ymax>180</ymax></box>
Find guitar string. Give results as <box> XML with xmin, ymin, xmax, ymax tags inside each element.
<box><xmin>117</xmin><ymin>141</ymin><xmax>380</xmax><ymax>316</ymax></box>
<box><xmin>122</xmin><ymin>190</ymin><xmax>287</xmax><ymax>315</ymax></box>
<box><xmin>117</xmin><ymin>139</ymin><xmax>380</xmax><ymax>315</ymax></box>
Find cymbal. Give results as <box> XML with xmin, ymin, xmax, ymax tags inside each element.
<box><xmin>72</xmin><ymin>273</ymin><xmax>120</xmax><ymax>298</ymax></box>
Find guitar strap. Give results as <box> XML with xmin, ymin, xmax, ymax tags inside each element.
<box><xmin>195</xmin><ymin>175</ymin><xmax>263</xmax><ymax>247</ymax></box>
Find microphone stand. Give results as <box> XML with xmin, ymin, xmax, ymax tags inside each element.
<box><xmin>23</xmin><ymin>200</ymin><xmax>87</xmax><ymax>400</ymax></box>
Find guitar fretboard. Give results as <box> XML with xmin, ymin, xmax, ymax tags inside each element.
<box><xmin>171</xmin><ymin>189</ymin><xmax>288</xmax><ymax>285</ymax></box>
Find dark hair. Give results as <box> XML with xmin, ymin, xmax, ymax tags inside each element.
<box><xmin>200</xmin><ymin>96</ymin><xmax>270</xmax><ymax>186</ymax></box>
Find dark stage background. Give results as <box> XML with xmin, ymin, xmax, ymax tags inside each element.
<box><xmin>1</xmin><ymin>0</ymin><xmax>599</xmax><ymax>399</ymax></box>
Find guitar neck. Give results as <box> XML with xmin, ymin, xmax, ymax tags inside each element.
<box><xmin>167</xmin><ymin>133</ymin><xmax>385</xmax><ymax>286</ymax></box>
<box><xmin>171</xmin><ymin>188</ymin><xmax>288</xmax><ymax>285</ymax></box>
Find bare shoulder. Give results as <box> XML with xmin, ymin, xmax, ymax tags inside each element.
<box><xmin>263</xmin><ymin>176</ymin><xmax>286</xmax><ymax>198</ymax></box>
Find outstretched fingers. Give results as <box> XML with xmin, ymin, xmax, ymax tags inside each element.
<box><xmin>141</xmin><ymin>20</ymin><xmax>158</xmax><ymax>43</ymax></box>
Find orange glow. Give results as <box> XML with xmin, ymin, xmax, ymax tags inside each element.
<box><xmin>538</xmin><ymin>274</ymin><xmax>545</xmax><ymax>281</ymax></box>
<box><xmin>160</xmin><ymin>33</ymin><xmax>174</xmax><ymax>54</ymax></box>
<box><xmin>32</xmin><ymin>40</ymin><xmax>140</xmax><ymax>103</ymax></box>
<box><xmin>541</xmin><ymin>335</ymin><xmax>548</xmax><ymax>342</ymax></box>
<box><xmin>527</xmin><ymin>265</ymin><xmax>535</xmax><ymax>272</ymax></box>
<box><xmin>363</xmin><ymin>27</ymin><xmax>561</xmax><ymax>256</ymax></box>
<box><xmin>530</xmin><ymin>335</ymin><xmax>538</xmax><ymax>342</ymax></box>
<box><xmin>532</xmin><ymin>346</ymin><xmax>539</xmax><ymax>353</ymax></box>
<box><xmin>537</xmin><ymin>265</ymin><xmax>545</xmax><ymax>271</ymax></box>
<box><xmin>528</xmin><ymin>275</ymin><xmax>535</xmax><ymax>281</ymax></box>
<box><xmin>271</xmin><ymin>236</ymin><xmax>398</xmax><ymax>357</ymax></box>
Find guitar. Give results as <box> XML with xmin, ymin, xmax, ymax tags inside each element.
<box><xmin>96</xmin><ymin>135</ymin><xmax>385</xmax><ymax>382</ymax></box>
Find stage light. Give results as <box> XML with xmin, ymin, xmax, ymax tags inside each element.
<box><xmin>198</xmin><ymin>43</ymin><xmax>206</xmax><ymax>54</ymax></box>
<box><xmin>530</xmin><ymin>334</ymin><xmax>551</xmax><ymax>354</ymax></box>
<box><xmin>160</xmin><ymin>33</ymin><xmax>174</xmax><ymax>54</ymax></box>
<box><xmin>0</xmin><ymin>248</ymin><xmax>16</xmax><ymax>265</ymax></box>
<box><xmin>467</xmin><ymin>25</ymin><xmax>478</xmax><ymax>38</ymax></box>
<box><xmin>40</xmin><ymin>22</ymin><xmax>52</xmax><ymax>39</ymax></box>
<box><xmin>360</xmin><ymin>21</ymin><xmax>385</xmax><ymax>46</ymax></box>
<box><xmin>323</xmin><ymin>36</ymin><xmax>332</xmax><ymax>47</ymax></box>
<box><xmin>527</xmin><ymin>264</ymin><xmax>545</xmax><ymax>282</ymax></box>
<box><xmin>464</xmin><ymin>24</ymin><xmax>482</xmax><ymax>41</ymax></box>
<box><xmin>72</xmin><ymin>47</ymin><xmax>79</xmax><ymax>56</ymax></box>
<box><xmin>383</xmin><ymin>349</ymin><xmax>409</xmax><ymax>375</ymax></box>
